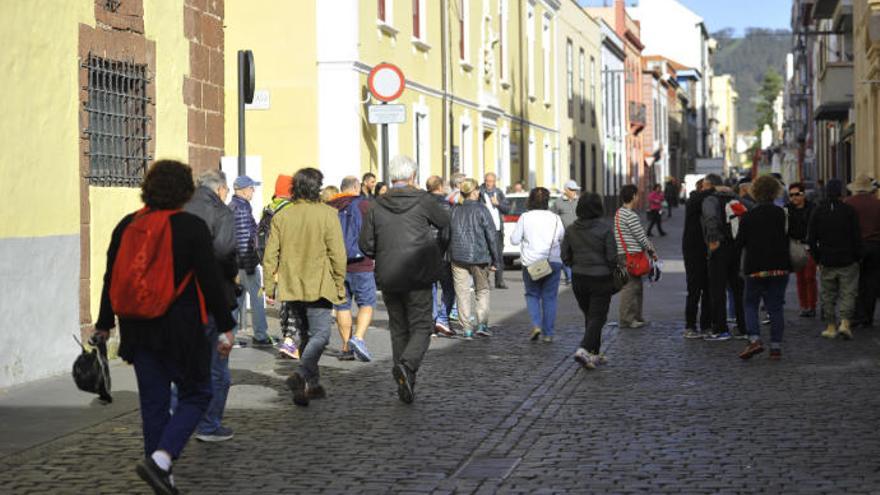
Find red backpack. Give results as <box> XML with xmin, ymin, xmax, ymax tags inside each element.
<box><xmin>109</xmin><ymin>208</ymin><xmax>206</xmax><ymax>323</ymax></box>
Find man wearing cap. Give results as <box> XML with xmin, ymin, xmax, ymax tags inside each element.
<box><xmin>480</xmin><ymin>172</ymin><xmax>511</xmax><ymax>289</ymax></box>
<box><xmin>230</xmin><ymin>175</ymin><xmax>270</xmax><ymax>347</ymax></box>
<box><xmin>845</xmin><ymin>174</ymin><xmax>880</xmax><ymax>328</ymax></box>
<box><xmin>553</xmin><ymin>180</ymin><xmax>581</xmax><ymax>285</ymax></box>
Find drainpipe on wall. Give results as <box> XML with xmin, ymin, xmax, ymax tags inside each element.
<box><xmin>518</xmin><ymin>0</ymin><xmax>525</xmax><ymax>184</ymax></box>
<box><xmin>441</xmin><ymin>0</ymin><xmax>449</xmax><ymax>179</ymax></box>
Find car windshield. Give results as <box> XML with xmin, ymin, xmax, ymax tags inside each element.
<box><xmin>508</xmin><ymin>197</ymin><xmax>529</xmax><ymax>216</ymax></box>
<box><xmin>506</xmin><ymin>195</ymin><xmax>559</xmax><ymax>217</ymax></box>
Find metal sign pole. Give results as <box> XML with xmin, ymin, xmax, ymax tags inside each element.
<box><xmin>381</xmin><ymin>101</ymin><xmax>389</xmax><ymax>181</ymax></box>
<box><xmin>237</xmin><ymin>51</ymin><xmax>246</xmax><ymax>177</ymax></box>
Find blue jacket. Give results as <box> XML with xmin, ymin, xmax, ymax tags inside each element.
<box><xmin>230</xmin><ymin>195</ymin><xmax>259</xmax><ymax>272</ymax></box>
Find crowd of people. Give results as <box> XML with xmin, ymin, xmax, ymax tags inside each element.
<box><xmin>92</xmin><ymin>155</ymin><xmax>879</xmax><ymax>494</ymax></box>
<box><xmin>682</xmin><ymin>172</ymin><xmax>880</xmax><ymax>361</ymax></box>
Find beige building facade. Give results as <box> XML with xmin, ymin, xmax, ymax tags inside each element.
<box><xmin>854</xmin><ymin>0</ymin><xmax>880</xmax><ymax>180</ymax></box>
<box><xmin>557</xmin><ymin>0</ymin><xmax>603</xmax><ymax>193</ymax></box>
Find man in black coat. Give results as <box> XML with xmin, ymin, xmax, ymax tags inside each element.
<box><xmin>808</xmin><ymin>179</ymin><xmax>862</xmax><ymax>340</ymax></box>
<box><xmin>359</xmin><ymin>156</ymin><xmax>450</xmax><ymax>403</ymax></box>
<box><xmin>183</xmin><ymin>169</ymin><xmax>238</xmax><ymax>442</ymax></box>
<box><xmin>682</xmin><ymin>179</ymin><xmax>712</xmax><ymax>338</ymax></box>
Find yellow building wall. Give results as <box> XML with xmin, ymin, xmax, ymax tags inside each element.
<box><xmin>0</xmin><ymin>1</ymin><xmax>93</xmax><ymax>239</ymax></box>
<box><xmin>557</xmin><ymin>1</ymin><xmax>603</xmax><ymax>191</ymax></box>
<box><xmin>87</xmin><ymin>0</ymin><xmax>192</xmax><ymax>317</ymax></box>
<box><xmin>358</xmin><ymin>0</ymin><xmax>446</xmax><ymax>179</ymax></box>
<box><xmin>146</xmin><ymin>0</ymin><xmax>191</xmax><ymax>163</ymax></box>
<box><xmin>360</xmin><ymin>0</ymin><xmax>442</xmax><ymax>88</ymax></box>
<box><xmin>224</xmin><ymin>0</ymin><xmax>318</xmax><ymax>206</ymax></box>
<box><xmin>88</xmin><ymin>188</ymin><xmax>144</xmax><ymax>315</ymax></box>
<box><xmin>853</xmin><ymin>0</ymin><xmax>880</xmax><ymax>179</ymax></box>
<box><xmin>0</xmin><ymin>0</ymin><xmax>192</xmax><ymax>386</ymax></box>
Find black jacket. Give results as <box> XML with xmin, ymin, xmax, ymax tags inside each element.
<box><xmin>785</xmin><ymin>201</ymin><xmax>814</xmax><ymax>242</ymax></box>
<box><xmin>96</xmin><ymin>212</ymin><xmax>236</xmax><ymax>382</ymax></box>
<box><xmin>736</xmin><ymin>203</ymin><xmax>791</xmax><ymax>275</ymax></box>
<box><xmin>429</xmin><ymin>192</ymin><xmax>452</xmax><ymax>260</ymax></box>
<box><xmin>683</xmin><ymin>189</ymin><xmax>712</xmax><ymax>257</ymax></box>
<box><xmin>359</xmin><ymin>186</ymin><xmax>451</xmax><ymax>291</ymax></box>
<box><xmin>701</xmin><ymin>189</ymin><xmax>737</xmax><ymax>246</ymax></box>
<box><xmin>664</xmin><ymin>181</ymin><xmax>679</xmax><ymax>207</ymax></box>
<box><xmin>561</xmin><ymin>202</ymin><xmax>617</xmax><ymax>277</ymax></box>
<box><xmin>807</xmin><ymin>200</ymin><xmax>862</xmax><ymax>267</ymax></box>
<box><xmin>450</xmin><ymin>200</ymin><xmax>499</xmax><ymax>265</ymax></box>
<box><xmin>479</xmin><ymin>185</ymin><xmax>510</xmax><ymax>233</ymax></box>
<box><xmin>184</xmin><ymin>186</ymin><xmax>238</xmax><ymax>308</ymax></box>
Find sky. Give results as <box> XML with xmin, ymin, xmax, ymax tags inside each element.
<box><xmin>675</xmin><ymin>0</ymin><xmax>790</xmax><ymax>35</ymax></box>
<box><xmin>579</xmin><ymin>1</ymin><xmax>791</xmax><ymax>36</ymax></box>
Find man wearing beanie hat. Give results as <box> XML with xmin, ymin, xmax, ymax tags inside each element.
<box><xmin>845</xmin><ymin>174</ymin><xmax>880</xmax><ymax>327</ymax></box>
<box><xmin>807</xmin><ymin>179</ymin><xmax>863</xmax><ymax>340</ymax></box>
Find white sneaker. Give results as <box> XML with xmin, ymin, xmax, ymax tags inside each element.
<box><xmin>574</xmin><ymin>348</ymin><xmax>598</xmax><ymax>369</ymax></box>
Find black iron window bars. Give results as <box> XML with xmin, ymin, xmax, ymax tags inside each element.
<box><xmin>83</xmin><ymin>55</ymin><xmax>152</xmax><ymax>187</ymax></box>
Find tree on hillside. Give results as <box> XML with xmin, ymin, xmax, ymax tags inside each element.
<box><xmin>712</xmin><ymin>28</ymin><xmax>789</xmax><ymax>133</ymax></box>
<box><xmin>754</xmin><ymin>67</ymin><xmax>783</xmax><ymax>136</ymax></box>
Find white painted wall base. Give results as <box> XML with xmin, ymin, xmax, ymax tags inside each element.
<box><xmin>0</xmin><ymin>235</ymin><xmax>80</xmax><ymax>388</ymax></box>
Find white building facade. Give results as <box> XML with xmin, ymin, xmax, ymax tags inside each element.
<box><xmin>599</xmin><ymin>20</ymin><xmax>626</xmax><ymax>202</ymax></box>
<box><xmin>629</xmin><ymin>0</ymin><xmax>712</xmax><ymax>158</ymax></box>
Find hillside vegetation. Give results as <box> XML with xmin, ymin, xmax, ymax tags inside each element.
<box><xmin>712</xmin><ymin>28</ymin><xmax>791</xmax><ymax>133</ymax></box>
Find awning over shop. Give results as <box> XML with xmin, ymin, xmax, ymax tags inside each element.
<box><xmin>813</xmin><ymin>102</ymin><xmax>851</xmax><ymax>121</ymax></box>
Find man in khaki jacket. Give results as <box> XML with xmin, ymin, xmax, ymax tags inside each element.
<box><xmin>263</xmin><ymin>167</ymin><xmax>347</xmax><ymax>407</ymax></box>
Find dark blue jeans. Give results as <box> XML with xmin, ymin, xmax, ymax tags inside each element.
<box><xmin>744</xmin><ymin>275</ymin><xmax>788</xmax><ymax>346</ymax></box>
<box><xmin>522</xmin><ymin>262</ymin><xmax>563</xmax><ymax>336</ymax></box>
<box><xmin>432</xmin><ymin>264</ymin><xmax>455</xmax><ymax>326</ymax></box>
<box><xmin>196</xmin><ymin>317</ymin><xmax>231</xmax><ymax>435</ymax></box>
<box><xmin>132</xmin><ymin>347</ymin><xmax>212</xmax><ymax>459</ymax></box>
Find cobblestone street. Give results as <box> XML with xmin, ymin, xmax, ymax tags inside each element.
<box><xmin>3</xmin><ymin>214</ymin><xmax>880</xmax><ymax>494</ymax></box>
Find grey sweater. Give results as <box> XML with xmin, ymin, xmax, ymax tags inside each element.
<box><xmin>553</xmin><ymin>195</ymin><xmax>579</xmax><ymax>228</ymax></box>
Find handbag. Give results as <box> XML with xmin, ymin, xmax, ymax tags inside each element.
<box><xmin>525</xmin><ymin>216</ymin><xmax>559</xmax><ymax>281</ymax></box>
<box><xmin>784</xmin><ymin>208</ymin><xmax>809</xmax><ymax>271</ymax></box>
<box><xmin>71</xmin><ymin>334</ymin><xmax>112</xmax><ymax>403</ymax></box>
<box><xmin>615</xmin><ymin>210</ymin><xmax>651</xmax><ymax>277</ymax></box>
<box><xmin>611</xmin><ymin>263</ymin><xmax>629</xmax><ymax>294</ymax></box>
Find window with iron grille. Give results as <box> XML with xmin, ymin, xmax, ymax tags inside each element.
<box><xmin>84</xmin><ymin>55</ymin><xmax>151</xmax><ymax>187</ymax></box>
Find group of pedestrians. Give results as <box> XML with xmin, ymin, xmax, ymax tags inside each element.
<box><xmin>91</xmin><ymin>152</ymin><xmax>880</xmax><ymax>494</ymax></box>
<box><xmin>681</xmin><ymin>172</ymin><xmax>880</xmax><ymax>361</ymax></box>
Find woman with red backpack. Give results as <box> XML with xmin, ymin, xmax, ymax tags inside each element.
<box><xmin>94</xmin><ymin>160</ymin><xmax>235</xmax><ymax>495</ymax></box>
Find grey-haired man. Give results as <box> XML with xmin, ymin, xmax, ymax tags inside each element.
<box><xmin>480</xmin><ymin>172</ymin><xmax>511</xmax><ymax>288</ymax></box>
<box><xmin>359</xmin><ymin>156</ymin><xmax>450</xmax><ymax>403</ymax></box>
<box><xmin>553</xmin><ymin>180</ymin><xmax>581</xmax><ymax>285</ymax></box>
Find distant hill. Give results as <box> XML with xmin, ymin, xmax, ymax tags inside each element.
<box><xmin>712</xmin><ymin>28</ymin><xmax>791</xmax><ymax>133</ymax></box>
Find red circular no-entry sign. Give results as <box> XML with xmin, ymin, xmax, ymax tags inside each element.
<box><xmin>368</xmin><ymin>63</ymin><xmax>406</xmax><ymax>102</ymax></box>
